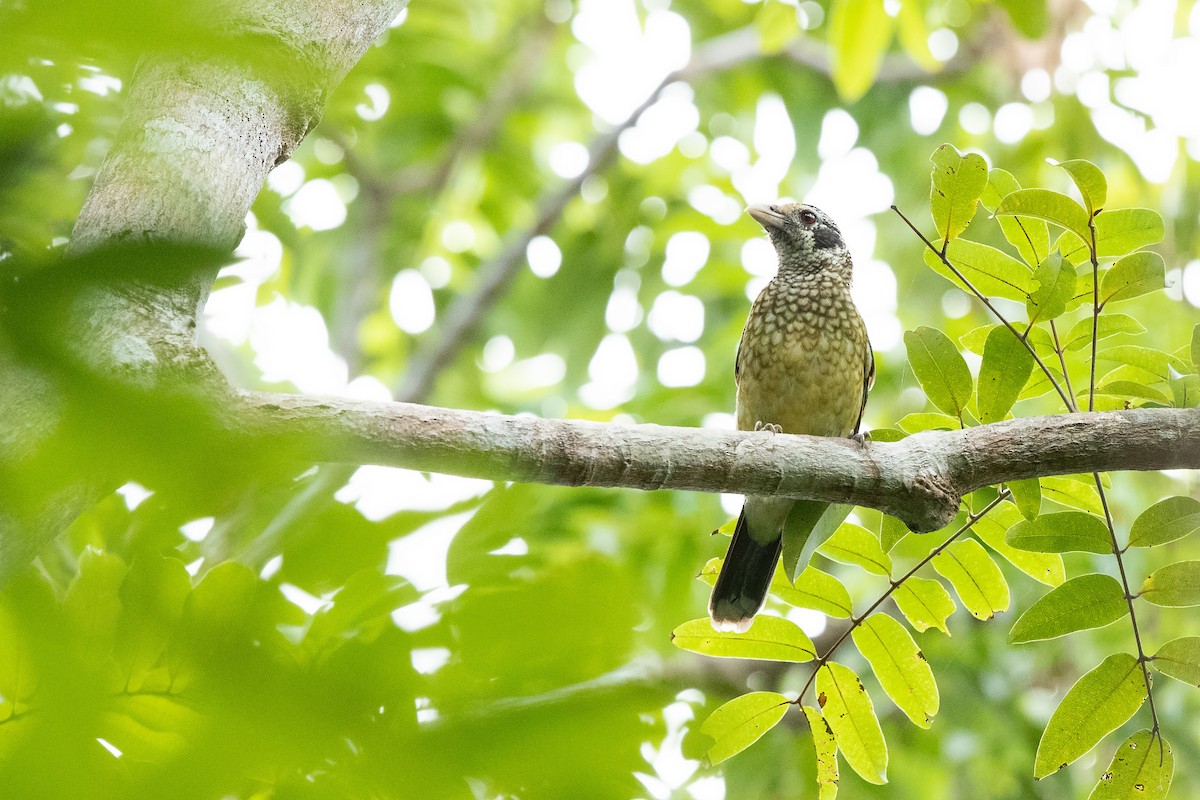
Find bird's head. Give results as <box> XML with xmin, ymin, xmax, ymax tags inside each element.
<box><xmin>746</xmin><ymin>202</ymin><xmax>851</xmax><ymax>280</ymax></box>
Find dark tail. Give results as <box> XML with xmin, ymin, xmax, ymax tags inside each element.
<box><xmin>709</xmin><ymin>509</ymin><xmax>781</xmax><ymax>633</ymax></box>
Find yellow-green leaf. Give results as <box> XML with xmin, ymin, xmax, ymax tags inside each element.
<box><xmin>1041</xmin><ymin>476</ymin><xmax>1105</xmax><ymax>516</ymax></box>
<box><xmin>774</xmin><ymin>566</ymin><xmax>854</xmax><ymax>619</ymax></box>
<box><xmin>852</xmin><ymin>614</ymin><xmax>939</xmax><ymax>727</ymax></box>
<box><xmin>904</xmin><ymin>326</ymin><xmax>973</xmax><ymax>418</ymax></box>
<box><xmin>923</xmin><ymin>239</ymin><xmax>1034</xmax><ymax>302</ymax></box>
<box><xmin>816</xmin><ymin>662</ymin><xmax>888</xmax><ymax>784</ymax></box>
<box><xmin>929</xmin><ymin>144</ymin><xmax>987</xmax><ymax>243</ymax></box>
<box><xmin>897</xmin><ymin>0</ymin><xmax>938</xmax><ymax>71</ymax></box>
<box><xmin>803</xmin><ymin>705</ymin><xmax>840</xmax><ymax>800</ymax></box>
<box><xmin>981</xmin><ymin>168</ymin><xmax>1048</xmax><ymax>267</ymax></box>
<box><xmin>1063</xmin><ymin>314</ymin><xmax>1146</xmax><ymax>351</ymax></box>
<box><xmin>892</xmin><ymin>576</ymin><xmax>955</xmax><ymax>634</ymax></box>
<box><xmin>1140</xmin><ymin>561</ymin><xmax>1200</xmax><ymax>607</ymax></box>
<box><xmin>896</xmin><ymin>412</ymin><xmax>960</xmax><ymax>433</ymax></box>
<box><xmin>1034</xmin><ymin>653</ymin><xmax>1148</xmax><ymax>778</ymax></box>
<box><xmin>973</xmin><ymin>503</ymin><xmax>1064</xmax><ymax>586</ymax></box>
<box><xmin>1100</xmin><ymin>251</ymin><xmax>1165</xmax><ymax>306</ymax></box>
<box><xmin>701</xmin><ymin>691</ymin><xmax>791</xmax><ymax>765</ymax></box>
<box><xmin>818</xmin><ymin>523</ymin><xmax>892</xmax><ymax>576</ymax></box>
<box><xmin>1055</xmin><ymin>159</ymin><xmax>1107</xmax><ymax>216</ymax></box>
<box><xmin>672</xmin><ymin>616</ymin><xmax>816</xmax><ymax>661</ymax></box>
<box><xmin>1008</xmin><ymin>478</ymin><xmax>1042</xmax><ymax>521</ymax></box>
<box><xmin>1026</xmin><ymin>252</ymin><xmax>1075</xmax><ymax>325</ymax></box>
<box><xmin>755</xmin><ymin>1</ymin><xmax>801</xmax><ymax>54</ymax></box>
<box><xmin>1056</xmin><ymin>208</ymin><xmax>1165</xmax><ymax>264</ymax></box>
<box><xmin>995</xmin><ymin>188</ymin><xmax>1091</xmax><ymax>244</ymax></box>
<box><xmin>1087</xmin><ymin>730</ymin><xmax>1173</xmax><ymax>800</ymax></box>
<box><xmin>932</xmin><ymin>539</ymin><xmax>1009</xmax><ymax>620</ymax></box>
<box><xmin>829</xmin><ymin>0</ymin><xmax>895</xmax><ymax>102</ymax></box>
<box><xmin>1008</xmin><ymin>574</ymin><xmax>1128</xmax><ymax>643</ymax></box>
<box><xmin>977</xmin><ymin>325</ymin><xmax>1034</xmax><ymax>423</ymax></box>
<box><xmin>1006</xmin><ymin>511</ymin><xmax>1112</xmax><ymax>554</ymax></box>
<box><xmin>1128</xmin><ymin>496</ymin><xmax>1200</xmax><ymax>548</ymax></box>
<box><xmin>1152</xmin><ymin>636</ymin><xmax>1200</xmax><ymax>686</ymax></box>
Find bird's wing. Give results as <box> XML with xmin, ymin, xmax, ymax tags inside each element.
<box><xmin>853</xmin><ymin>343</ymin><xmax>875</xmax><ymax>436</ymax></box>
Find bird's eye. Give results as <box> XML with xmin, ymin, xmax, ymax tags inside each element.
<box><xmin>799</xmin><ymin>210</ymin><xmax>818</xmax><ymax>225</ymax></box>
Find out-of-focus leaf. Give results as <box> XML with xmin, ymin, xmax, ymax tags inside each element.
<box><xmin>1100</xmin><ymin>251</ymin><xmax>1165</xmax><ymax>305</ymax></box>
<box><xmin>977</xmin><ymin>325</ymin><xmax>1034</xmax><ymax>422</ymax></box>
<box><xmin>1139</xmin><ymin>561</ymin><xmax>1200</xmax><ymax>607</ymax></box>
<box><xmin>981</xmin><ymin>168</ymin><xmax>1048</xmax><ymax>266</ymax></box>
<box><xmin>1055</xmin><ymin>159</ymin><xmax>1107</xmax><ymax>216</ymax></box>
<box><xmin>929</xmin><ymin>144</ymin><xmax>987</xmax><ymax>243</ymax></box>
<box><xmin>1128</xmin><ymin>496</ymin><xmax>1200</xmax><ymax>548</ymax></box>
<box><xmin>932</xmin><ymin>539</ymin><xmax>1009</xmax><ymax>620</ymax></box>
<box><xmin>1026</xmin><ymin>253</ymin><xmax>1075</xmax><ymax>325</ymax></box>
<box><xmin>1034</xmin><ymin>653</ymin><xmax>1147</xmax><ymax>778</ymax></box>
<box><xmin>1192</xmin><ymin>323</ymin><xmax>1200</xmax><ymax>370</ymax></box>
<box><xmin>816</xmin><ymin>661</ymin><xmax>887</xmax><ymax>784</ymax></box>
<box><xmin>803</xmin><ymin>705</ymin><xmax>840</xmax><ymax>800</ymax></box>
<box><xmin>307</xmin><ymin>569</ymin><xmax>416</xmax><ymax>646</ymax></box>
<box><xmin>755</xmin><ymin>1</ymin><xmax>801</xmax><ymax>54</ymax></box>
<box><xmin>829</xmin><ymin>0</ymin><xmax>896</xmax><ymax>101</ymax></box>
<box><xmin>1041</xmin><ymin>476</ymin><xmax>1105</xmax><ymax>516</ymax></box>
<box><xmin>892</xmin><ymin>576</ymin><xmax>955</xmax><ymax>634</ymax></box>
<box><xmin>1008</xmin><ymin>478</ymin><xmax>1042</xmax><ymax>521</ymax></box>
<box><xmin>923</xmin><ymin>240</ymin><xmax>1034</xmax><ymax>302</ymax></box>
<box><xmin>904</xmin><ymin>326</ymin><xmax>973</xmax><ymax>418</ymax></box>
<box><xmin>115</xmin><ymin>555</ymin><xmax>192</xmax><ymax>693</ymax></box>
<box><xmin>995</xmin><ymin>188</ymin><xmax>1091</xmax><ymax>244</ymax></box>
<box><xmin>996</xmin><ymin>0</ymin><xmax>1048</xmax><ymax>37</ymax></box>
<box><xmin>1098</xmin><ymin>345</ymin><xmax>1187</xmax><ymax>382</ymax></box>
<box><xmin>774</xmin><ymin>566</ymin><xmax>854</xmax><ymax>619</ymax></box>
<box><xmin>818</xmin><ymin>523</ymin><xmax>891</xmax><ymax>576</ymax></box>
<box><xmin>852</xmin><ymin>613</ymin><xmax>938</xmax><ymax>728</ymax></box>
<box><xmin>897</xmin><ymin>0</ymin><xmax>938</xmax><ymax>71</ymax></box>
<box><xmin>1008</xmin><ymin>574</ymin><xmax>1128</xmax><ymax>643</ymax></box>
<box><xmin>1152</xmin><ymin>637</ymin><xmax>1200</xmax><ymax>686</ymax></box>
<box><xmin>1063</xmin><ymin>314</ymin><xmax>1147</xmax><ymax>351</ymax></box>
<box><xmin>700</xmin><ymin>691</ymin><xmax>790</xmax><ymax>765</ymax></box>
<box><xmin>1087</xmin><ymin>730</ymin><xmax>1173</xmax><ymax>800</ymax></box>
<box><xmin>1006</xmin><ymin>511</ymin><xmax>1112</xmax><ymax>554</ymax></box>
<box><xmin>1056</xmin><ymin>208</ymin><xmax>1165</xmax><ymax>264</ymax></box>
<box><xmin>64</xmin><ymin>548</ymin><xmax>127</xmax><ymax>645</ymax></box>
<box><xmin>671</xmin><ymin>616</ymin><xmax>816</xmax><ymax>662</ymax></box>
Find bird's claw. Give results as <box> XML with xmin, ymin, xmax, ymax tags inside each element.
<box><xmin>851</xmin><ymin>430</ymin><xmax>871</xmax><ymax>445</ymax></box>
<box><xmin>754</xmin><ymin>421</ymin><xmax>783</xmax><ymax>434</ymax></box>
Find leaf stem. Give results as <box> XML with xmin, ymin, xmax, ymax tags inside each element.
<box><xmin>1089</xmin><ymin>215</ymin><xmax>1101</xmax><ymax>412</ymax></box>
<box><xmin>794</xmin><ymin>491</ymin><xmax>1010</xmax><ymax>705</ymax></box>
<box><xmin>1048</xmin><ymin>320</ymin><xmax>1079</xmax><ymax>412</ymax></box>
<box><xmin>890</xmin><ymin>204</ymin><xmax>1074</xmax><ymax>410</ymax></box>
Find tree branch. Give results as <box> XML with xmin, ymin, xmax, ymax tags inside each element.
<box><xmin>235</xmin><ymin>393</ymin><xmax>1200</xmax><ymax>533</ymax></box>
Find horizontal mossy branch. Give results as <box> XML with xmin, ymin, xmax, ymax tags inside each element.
<box><xmin>237</xmin><ymin>393</ymin><xmax>1200</xmax><ymax>533</ymax></box>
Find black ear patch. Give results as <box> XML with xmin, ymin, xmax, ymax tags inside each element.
<box><xmin>812</xmin><ymin>223</ymin><xmax>844</xmax><ymax>250</ymax></box>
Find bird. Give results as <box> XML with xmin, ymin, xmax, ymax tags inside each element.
<box><xmin>709</xmin><ymin>202</ymin><xmax>874</xmax><ymax>633</ymax></box>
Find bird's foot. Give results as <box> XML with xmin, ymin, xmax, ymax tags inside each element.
<box><xmin>754</xmin><ymin>421</ymin><xmax>783</xmax><ymax>434</ymax></box>
<box><xmin>851</xmin><ymin>430</ymin><xmax>872</xmax><ymax>445</ymax></box>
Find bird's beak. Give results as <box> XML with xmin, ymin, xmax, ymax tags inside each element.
<box><xmin>746</xmin><ymin>204</ymin><xmax>788</xmax><ymax>231</ymax></box>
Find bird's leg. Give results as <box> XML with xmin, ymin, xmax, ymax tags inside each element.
<box><xmin>754</xmin><ymin>421</ymin><xmax>783</xmax><ymax>434</ymax></box>
<box><xmin>850</xmin><ymin>430</ymin><xmax>871</xmax><ymax>445</ymax></box>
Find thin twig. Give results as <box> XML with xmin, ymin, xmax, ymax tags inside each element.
<box><xmin>1088</xmin><ymin>215</ymin><xmax>1101</xmax><ymax>411</ymax></box>
<box><xmin>1048</xmin><ymin>320</ymin><xmax>1078</xmax><ymax>412</ymax></box>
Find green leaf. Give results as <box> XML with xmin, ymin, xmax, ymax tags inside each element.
<box><xmin>115</xmin><ymin>555</ymin><xmax>192</xmax><ymax>693</ymax></box>
<box><xmin>932</xmin><ymin>539</ymin><xmax>1009</xmax><ymax>620</ymax></box>
<box><xmin>1139</xmin><ymin>561</ymin><xmax>1200</xmax><ymax>607</ymax></box>
<box><xmin>1088</xmin><ymin>730</ymin><xmax>1173</xmax><ymax>800</ymax></box>
<box><xmin>880</xmin><ymin>515</ymin><xmax>910</xmax><ymax>552</ymax></box>
<box><xmin>1090</xmin><ymin>380</ymin><xmax>1170</xmax><ymax>404</ymax></box>
<box><xmin>1128</xmin><ymin>496</ymin><xmax>1200</xmax><ymax>548</ymax></box>
<box><xmin>1152</xmin><ymin>637</ymin><xmax>1200</xmax><ymax>686</ymax></box>
<box><xmin>981</xmin><ymin>168</ymin><xmax>1048</xmax><ymax>267</ymax></box>
<box><xmin>1098</xmin><ymin>345</ymin><xmax>1188</xmax><ymax>383</ymax></box>
<box><xmin>1100</xmin><ymin>251</ymin><xmax>1165</xmax><ymax>306</ymax></box>
<box><xmin>904</xmin><ymin>326</ymin><xmax>973</xmax><ymax>418</ymax></box>
<box><xmin>701</xmin><ymin>691</ymin><xmax>791</xmax><ymax>765</ymax></box>
<box><xmin>896</xmin><ymin>0</ymin><xmax>937</xmax><ymax>71</ymax></box>
<box><xmin>64</xmin><ymin>548</ymin><xmax>127</xmax><ymax>644</ymax></box>
<box><xmin>1063</xmin><ymin>314</ymin><xmax>1146</xmax><ymax>351</ymax></box>
<box><xmin>782</xmin><ymin>502</ymin><xmax>853</xmax><ymax>583</ymax></box>
<box><xmin>1034</xmin><ymin>653</ymin><xmax>1148</xmax><ymax>778</ymax></box>
<box><xmin>929</xmin><ymin>144</ymin><xmax>987</xmax><ymax>243</ymax></box>
<box><xmin>1026</xmin><ymin>252</ymin><xmax>1075</xmax><ymax>325</ymax></box>
<box><xmin>817</xmin><ymin>662</ymin><xmax>888</xmax><ymax>784</ymax></box>
<box><xmin>818</xmin><ymin>523</ymin><xmax>892</xmax><ymax>576</ymax></box>
<box><xmin>977</xmin><ymin>325</ymin><xmax>1034</xmax><ymax>423</ymax></box>
<box><xmin>1008</xmin><ymin>478</ymin><xmax>1042</xmax><ymax>521</ymax></box>
<box><xmin>829</xmin><ymin>0</ymin><xmax>895</xmax><ymax>102</ymax></box>
<box><xmin>896</xmin><ymin>412</ymin><xmax>960</xmax><ymax>433</ymax></box>
<box><xmin>755</xmin><ymin>1</ymin><xmax>801</xmax><ymax>53</ymax></box>
<box><xmin>994</xmin><ymin>188</ymin><xmax>1091</xmax><ymax>244</ymax></box>
<box><xmin>852</xmin><ymin>614</ymin><xmax>939</xmax><ymax>727</ymax></box>
<box><xmin>1169</xmin><ymin>366</ymin><xmax>1200</xmax><ymax>408</ymax></box>
<box><xmin>774</xmin><ymin>566</ymin><xmax>854</xmax><ymax>619</ymax></box>
<box><xmin>803</xmin><ymin>705</ymin><xmax>840</xmax><ymax>800</ymax></box>
<box><xmin>671</xmin><ymin>616</ymin><xmax>816</xmax><ymax>662</ymax></box>
<box><xmin>973</xmin><ymin>502</ymin><xmax>1064</xmax><ymax>586</ymax></box>
<box><xmin>1008</xmin><ymin>574</ymin><xmax>1128</xmax><ymax>643</ymax></box>
<box><xmin>923</xmin><ymin>239</ymin><xmax>1034</xmax><ymax>302</ymax></box>
<box><xmin>893</xmin><ymin>576</ymin><xmax>955</xmax><ymax>634</ymax></box>
<box><xmin>996</xmin><ymin>0</ymin><xmax>1047</xmax><ymax>37</ymax></box>
<box><xmin>1006</xmin><ymin>511</ymin><xmax>1112</xmax><ymax>554</ymax></box>
<box><xmin>1055</xmin><ymin>159</ymin><xmax>1107</xmax><ymax>216</ymax></box>
<box><xmin>308</xmin><ymin>570</ymin><xmax>416</xmax><ymax>645</ymax></box>
<box><xmin>1041</xmin><ymin>476</ymin><xmax>1105</xmax><ymax>515</ymax></box>
<box><xmin>1056</xmin><ymin>208</ymin><xmax>1165</xmax><ymax>264</ymax></box>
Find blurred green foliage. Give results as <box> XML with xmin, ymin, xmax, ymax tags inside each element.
<box><xmin>2</xmin><ymin>0</ymin><xmax>1200</xmax><ymax>797</ymax></box>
